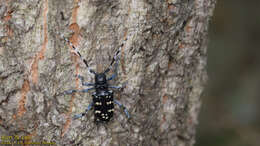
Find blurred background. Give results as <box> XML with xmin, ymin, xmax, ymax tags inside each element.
<box><xmin>195</xmin><ymin>1</ymin><xmax>260</xmax><ymax>146</ymax></box>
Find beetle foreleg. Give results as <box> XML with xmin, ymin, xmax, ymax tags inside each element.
<box><xmin>76</xmin><ymin>74</ymin><xmax>95</xmax><ymax>86</ymax></box>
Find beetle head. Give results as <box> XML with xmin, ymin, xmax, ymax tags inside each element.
<box><xmin>95</xmin><ymin>73</ymin><xmax>107</xmax><ymax>85</ymax></box>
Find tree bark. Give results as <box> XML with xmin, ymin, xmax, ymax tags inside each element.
<box><xmin>0</xmin><ymin>0</ymin><xmax>215</xmax><ymax>145</ymax></box>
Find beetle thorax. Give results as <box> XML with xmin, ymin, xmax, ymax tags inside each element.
<box><xmin>95</xmin><ymin>73</ymin><xmax>108</xmax><ymax>92</ymax></box>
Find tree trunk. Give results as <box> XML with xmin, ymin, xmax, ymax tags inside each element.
<box><xmin>0</xmin><ymin>0</ymin><xmax>215</xmax><ymax>145</ymax></box>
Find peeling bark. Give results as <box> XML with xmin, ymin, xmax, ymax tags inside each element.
<box><xmin>0</xmin><ymin>0</ymin><xmax>216</xmax><ymax>145</ymax></box>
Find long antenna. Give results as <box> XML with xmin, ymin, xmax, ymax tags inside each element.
<box><xmin>64</xmin><ymin>37</ymin><xmax>96</xmax><ymax>75</ymax></box>
<box><xmin>103</xmin><ymin>35</ymin><xmax>128</xmax><ymax>74</ymax></box>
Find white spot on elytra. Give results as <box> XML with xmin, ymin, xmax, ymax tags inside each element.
<box><xmin>95</xmin><ymin>110</ymin><xmax>101</xmax><ymax>113</ymax></box>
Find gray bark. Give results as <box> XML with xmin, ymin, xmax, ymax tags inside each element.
<box><xmin>0</xmin><ymin>0</ymin><xmax>215</xmax><ymax>145</ymax></box>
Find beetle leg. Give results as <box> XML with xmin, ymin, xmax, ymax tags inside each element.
<box><xmin>108</xmin><ymin>81</ymin><xmax>127</xmax><ymax>90</ymax></box>
<box><xmin>114</xmin><ymin>100</ymin><xmax>130</xmax><ymax>118</ymax></box>
<box><xmin>59</xmin><ymin>88</ymin><xmax>94</xmax><ymax>96</ymax></box>
<box><xmin>75</xmin><ymin>74</ymin><xmax>95</xmax><ymax>86</ymax></box>
<box><xmin>73</xmin><ymin>102</ymin><xmax>93</xmax><ymax>119</ymax></box>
